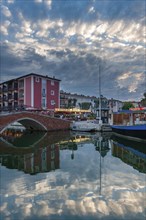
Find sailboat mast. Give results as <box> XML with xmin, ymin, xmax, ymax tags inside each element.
<box><xmin>99</xmin><ymin>63</ymin><xmax>102</xmax><ymax>124</ymax></box>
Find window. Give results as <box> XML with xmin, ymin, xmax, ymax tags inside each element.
<box><xmin>36</xmin><ymin>77</ymin><xmax>40</xmax><ymax>82</ymax></box>
<box><xmin>42</xmin><ymin>98</ymin><xmax>46</xmax><ymax>108</ymax></box>
<box><xmin>19</xmin><ymin>80</ymin><xmax>24</xmax><ymax>88</ymax></box>
<box><xmin>51</xmin><ymin>151</ymin><xmax>55</xmax><ymax>159</ymax></box>
<box><xmin>51</xmin><ymin>161</ymin><xmax>55</xmax><ymax>170</ymax></box>
<box><xmin>42</xmin><ymin>88</ymin><xmax>46</xmax><ymax>97</ymax></box>
<box><xmin>51</xmin><ymin>90</ymin><xmax>54</xmax><ymax>95</ymax></box>
<box><xmin>19</xmin><ymin>92</ymin><xmax>24</xmax><ymax>98</ymax></box>
<box><xmin>51</xmin><ymin>80</ymin><xmax>54</xmax><ymax>85</ymax></box>
<box><xmin>51</xmin><ymin>100</ymin><xmax>55</xmax><ymax>105</ymax></box>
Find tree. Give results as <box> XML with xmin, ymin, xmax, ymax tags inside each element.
<box><xmin>122</xmin><ymin>102</ymin><xmax>134</xmax><ymax>110</ymax></box>
<box><xmin>140</xmin><ymin>93</ymin><xmax>146</xmax><ymax>107</ymax></box>
<box><xmin>80</xmin><ymin>102</ymin><xmax>91</xmax><ymax>110</ymax></box>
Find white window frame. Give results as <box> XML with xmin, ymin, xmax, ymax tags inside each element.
<box><xmin>51</xmin><ymin>80</ymin><xmax>54</xmax><ymax>85</ymax></box>
<box><xmin>42</xmin><ymin>98</ymin><xmax>46</xmax><ymax>108</ymax></box>
<box><xmin>42</xmin><ymin>88</ymin><xmax>46</xmax><ymax>97</ymax></box>
<box><xmin>51</xmin><ymin>90</ymin><xmax>54</xmax><ymax>95</ymax></box>
<box><xmin>51</xmin><ymin>100</ymin><xmax>55</xmax><ymax>106</ymax></box>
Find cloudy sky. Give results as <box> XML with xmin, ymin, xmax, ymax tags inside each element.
<box><xmin>0</xmin><ymin>0</ymin><xmax>146</xmax><ymax>101</ymax></box>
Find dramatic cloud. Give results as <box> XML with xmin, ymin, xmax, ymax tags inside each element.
<box><xmin>0</xmin><ymin>0</ymin><xmax>145</xmax><ymax>101</ymax></box>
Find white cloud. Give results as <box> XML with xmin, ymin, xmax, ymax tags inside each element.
<box><xmin>117</xmin><ymin>72</ymin><xmax>143</xmax><ymax>93</ymax></box>
<box><xmin>1</xmin><ymin>5</ymin><xmax>11</xmax><ymax>17</ymax></box>
<box><xmin>35</xmin><ymin>0</ymin><xmax>43</xmax><ymax>2</ymax></box>
<box><xmin>88</xmin><ymin>6</ymin><xmax>95</xmax><ymax>14</ymax></box>
<box><xmin>44</xmin><ymin>0</ymin><xmax>52</xmax><ymax>9</ymax></box>
<box><xmin>0</xmin><ymin>20</ymin><xmax>11</xmax><ymax>35</ymax></box>
<box><xmin>7</xmin><ymin>0</ymin><xmax>14</xmax><ymax>3</ymax></box>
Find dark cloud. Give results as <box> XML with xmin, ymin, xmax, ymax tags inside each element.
<box><xmin>0</xmin><ymin>0</ymin><xmax>145</xmax><ymax>101</ymax></box>
<box><xmin>1</xmin><ymin>41</ymin><xmax>145</xmax><ymax>101</ymax></box>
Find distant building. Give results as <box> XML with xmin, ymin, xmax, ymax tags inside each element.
<box><xmin>129</xmin><ymin>101</ymin><xmax>141</xmax><ymax>108</ymax></box>
<box><xmin>0</xmin><ymin>73</ymin><xmax>61</xmax><ymax>111</ymax></box>
<box><xmin>108</xmin><ymin>98</ymin><xmax>123</xmax><ymax>113</ymax></box>
<box><xmin>96</xmin><ymin>95</ymin><xmax>109</xmax><ymax>123</ymax></box>
<box><xmin>60</xmin><ymin>90</ymin><xmax>97</xmax><ymax>112</ymax></box>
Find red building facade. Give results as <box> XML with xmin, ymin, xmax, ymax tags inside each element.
<box><xmin>0</xmin><ymin>73</ymin><xmax>61</xmax><ymax>111</ymax></box>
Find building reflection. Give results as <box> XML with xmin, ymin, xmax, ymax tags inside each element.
<box><xmin>0</xmin><ymin>130</ymin><xmax>110</xmax><ymax>174</ymax></box>
<box><xmin>0</xmin><ymin>144</ymin><xmax>60</xmax><ymax>175</ymax></box>
<box><xmin>95</xmin><ymin>135</ymin><xmax>110</xmax><ymax>157</ymax></box>
<box><xmin>3</xmin><ymin>129</ymin><xmax>145</xmax><ymax>176</ymax></box>
<box><xmin>111</xmin><ymin>137</ymin><xmax>146</xmax><ymax>173</ymax></box>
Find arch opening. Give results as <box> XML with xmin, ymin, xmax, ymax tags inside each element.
<box><xmin>1</xmin><ymin>117</ymin><xmax>47</xmax><ymax>134</ymax></box>
<box><xmin>17</xmin><ymin>117</ymin><xmax>47</xmax><ymax>131</ymax></box>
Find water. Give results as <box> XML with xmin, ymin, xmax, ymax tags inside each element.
<box><xmin>0</xmin><ymin>130</ymin><xmax>146</xmax><ymax>220</ymax></box>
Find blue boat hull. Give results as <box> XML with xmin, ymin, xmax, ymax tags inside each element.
<box><xmin>111</xmin><ymin>125</ymin><xmax>146</xmax><ymax>140</ymax></box>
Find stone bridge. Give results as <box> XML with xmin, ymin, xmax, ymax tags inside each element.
<box><xmin>0</xmin><ymin>112</ymin><xmax>71</xmax><ymax>134</ymax></box>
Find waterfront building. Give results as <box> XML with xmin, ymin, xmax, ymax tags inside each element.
<box><xmin>108</xmin><ymin>98</ymin><xmax>123</xmax><ymax>113</ymax></box>
<box><xmin>60</xmin><ymin>90</ymin><xmax>97</xmax><ymax>112</ymax></box>
<box><xmin>0</xmin><ymin>73</ymin><xmax>61</xmax><ymax>111</ymax></box>
<box><xmin>96</xmin><ymin>95</ymin><xmax>109</xmax><ymax>123</ymax></box>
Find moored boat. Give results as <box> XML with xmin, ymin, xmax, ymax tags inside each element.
<box><xmin>70</xmin><ymin>120</ymin><xmax>101</xmax><ymax>132</ymax></box>
<box><xmin>111</xmin><ymin>124</ymin><xmax>146</xmax><ymax>140</ymax></box>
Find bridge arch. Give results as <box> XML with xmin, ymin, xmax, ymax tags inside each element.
<box><xmin>1</xmin><ymin>117</ymin><xmax>47</xmax><ymax>134</ymax></box>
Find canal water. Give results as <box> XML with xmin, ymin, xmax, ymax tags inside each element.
<box><xmin>0</xmin><ymin>130</ymin><xmax>146</xmax><ymax>220</ymax></box>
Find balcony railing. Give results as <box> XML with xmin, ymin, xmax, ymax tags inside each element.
<box><xmin>8</xmin><ymin>95</ymin><xmax>14</xmax><ymax>100</ymax></box>
<box><xmin>3</xmin><ymin>96</ymin><xmax>8</xmax><ymax>101</ymax></box>
<box><xmin>3</xmin><ymin>88</ymin><xmax>8</xmax><ymax>92</ymax></box>
<box><xmin>19</xmin><ymin>94</ymin><xmax>24</xmax><ymax>99</ymax></box>
<box><xmin>8</xmin><ymin>86</ymin><xmax>18</xmax><ymax>91</ymax></box>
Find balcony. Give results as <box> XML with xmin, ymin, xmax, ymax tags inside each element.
<box><xmin>8</xmin><ymin>95</ymin><xmax>14</xmax><ymax>100</ymax></box>
<box><xmin>3</xmin><ymin>96</ymin><xmax>8</xmax><ymax>101</ymax></box>
<box><xmin>19</xmin><ymin>94</ymin><xmax>24</xmax><ymax>100</ymax></box>
<box><xmin>3</xmin><ymin>87</ymin><xmax>8</xmax><ymax>93</ymax></box>
<box><xmin>18</xmin><ymin>80</ymin><xmax>24</xmax><ymax>89</ymax></box>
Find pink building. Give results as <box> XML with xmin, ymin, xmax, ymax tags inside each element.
<box><xmin>0</xmin><ymin>73</ymin><xmax>61</xmax><ymax>110</ymax></box>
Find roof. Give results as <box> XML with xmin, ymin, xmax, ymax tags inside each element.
<box><xmin>114</xmin><ymin>109</ymin><xmax>146</xmax><ymax>114</ymax></box>
<box><xmin>17</xmin><ymin>73</ymin><xmax>61</xmax><ymax>81</ymax></box>
<box><xmin>0</xmin><ymin>73</ymin><xmax>61</xmax><ymax>85</ymax></box>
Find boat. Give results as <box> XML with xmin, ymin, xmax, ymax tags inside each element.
<box><xmin>111</xmin><ymin>124</ymin><xmax>146</xmax><ymax>141</ymax></box>
<box><xmin>70</xmin><ymin>120</ymin><xmax>101</xmax><ymax>132</ymax></box>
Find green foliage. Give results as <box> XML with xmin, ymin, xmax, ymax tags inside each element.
<box><xmin>68</xmin><ymin>98</ymin><xmax>77</xmax><ymax>108</ymax></box>
<box><xmin>80</xmin><ymin>102</ymin><xmax>91</xmax><ymax>110</ymax></box>
<box><xmin>140</xmin><ymin>93</ymin><xmax>146</xmax><ymax>107</ymax></box>
<box><xmin>122</xmin><ymin>102</ymin><xmax>134</xmax><ymax>110</ymax></box>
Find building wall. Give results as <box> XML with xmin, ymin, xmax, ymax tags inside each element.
<box><xmin>33</xmin><ymin>76</ymin><xmax>42</xmax><ymax>108</ymax></box>
<box><xmin>47</xmin><ymin>79</ymin><xmax>59</xmax><ymax>109</ymax></box>
<box><xmin>60</xmin><ymin>90</ymin><xmax>96</xmax><ymax>110</ymax></box>
<box><xmin>25</xmin><ymin>77</ymin><xmax>32</xmax><ymax>107</ymax></box>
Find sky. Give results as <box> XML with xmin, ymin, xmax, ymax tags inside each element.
<box><xmin>0</xmin><ymin>0</ymin><xmax>146</xmax><ymax>101</ymax></box>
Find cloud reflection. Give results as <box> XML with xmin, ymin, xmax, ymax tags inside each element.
<box><xmin>0</xmin><ymin>132</ymin><xmax>145</xmax><ymax>220</ymax></box>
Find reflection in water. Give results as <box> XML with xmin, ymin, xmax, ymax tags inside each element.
<box><xmin>0</xmin><ymin>131</ymin><xmax>112</xmax><ymax>175</ymax></box>
<box><xmin>111</xmin><ymin>136</ymin><xmax>146</xmax><ymax>173</ymax></box>
<box><xmin>1</xmin><ymin>144</ymin><xmax>60</xmax><ymax>175</ymax></box>
<box><xmin>0</xmin><ymin>130</ymin><xmax>146</xmax><ymax>220</ymax></box>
